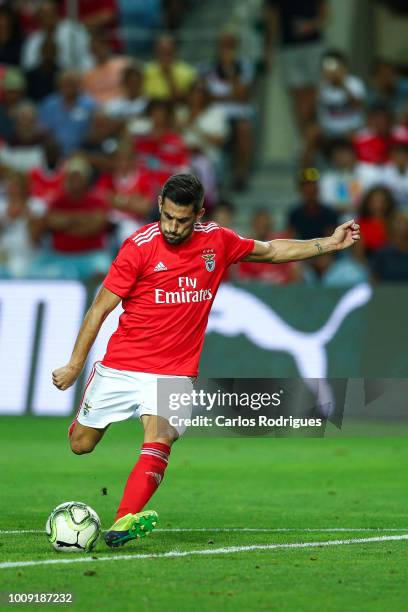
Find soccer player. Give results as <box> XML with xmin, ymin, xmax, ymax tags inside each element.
<box><xmin>52</xmin><ymin>174</ymin><xmax>360</xmax><ymax>547</ymax></box>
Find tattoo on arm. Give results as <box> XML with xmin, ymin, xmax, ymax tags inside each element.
<box><xmin>315</xmin><ymin>241</ymin><xmax>323</xmax><ymax>254</ymax></box>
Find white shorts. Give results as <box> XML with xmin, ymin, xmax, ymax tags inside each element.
<box><xmin>76</xmin><ymin>362</ymin><xmax>193</xmax><ymax>436</ymax></box>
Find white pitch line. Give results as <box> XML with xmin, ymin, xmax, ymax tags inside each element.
<box><xmin>0</xmin><ymin>530</ymin><xmax>42</xmax><ymax>534</ymax></box>
<box><xmin>159</xmin><ymin>527</ymin><xmax>408</xmax><ymax>533</ymax></box>
<box><xmin>2</xmin><ymin>527</ymin><xmax>408</xmax><ymax>535</ymax></box>
<box><xmin>1</xmin><ymin>534</ymin><xmax>408</xmax><ymax>570</ymax></box>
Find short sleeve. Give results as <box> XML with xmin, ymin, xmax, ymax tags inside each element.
<box><xmin>221</xmin><ymin>227</ymin><xmax>254</xmax><ymax>266</ymax></box>
<box><xmin>103</xmin><ymin>239</ymin><xmax>143</xmax><ymax>298</ymax></box>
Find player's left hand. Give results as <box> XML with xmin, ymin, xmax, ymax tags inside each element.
<box><xmin>331</xmin><ymin>219</ymin><xmax>360</xmax><ymax>251</ymax></box>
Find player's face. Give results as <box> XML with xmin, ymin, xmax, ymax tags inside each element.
<box><xmin>159</xmin><ymin>197</ymin><xmax>204</xmax><ymax>245</ymax></box>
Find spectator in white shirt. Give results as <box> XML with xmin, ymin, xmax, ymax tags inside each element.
<box><xmin>0</xmin><ymin>102</ymin><xmax>47</xmax><ymax>172</ymax></box>
<box><xmin>303</xmin><ymin>50</ymin><xmax>367</xmax><ymax>166</ymax></box>
<box><xmin>21</xmin><ymin>0</ymin><xmax>92</xmax><ymax>72</ymax></box>
<box><xmin>104</xmin><ymin>62</ymin><xmax>149</xmax><ymax>127</ymax></box>
<box><xmin>0</xmin><ymin>172</ymin><xmax>46</xmax><ymax>278</ymax></box>
<box><xmin>176</xmin><ymin>81</ymin><xmax>229</xmax><ymax>167</ymax></box>
<box><xmin>201</xmin><ymin>31</ymin><xmax>255</xmax><ymax>190</ymax></box>
<box><xmin>320</xmin><ymin>139</ymin><xmax>382</xmax><ymax>221</ymax></box>
<box><xmin>176</xmin><ymin>81</ymin><xmax>229</xmax><ymax>206</ymax></box>
<box><xmin>318</xmin><ymin>50</ymin><xmax>366</xmax><ymax>138</ymax></box>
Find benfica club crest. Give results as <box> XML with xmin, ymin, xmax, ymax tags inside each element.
<box><xmin>202</xmin><ymin>249</ymin><xmax>216</xmax><ymax>272</ymax></box>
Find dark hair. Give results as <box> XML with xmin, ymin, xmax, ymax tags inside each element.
<box><xmin>359</xmin><ymin>186</ymin><xmax>396</xmax><ymax>219</ymax></box>
<box><xmin>161</xmin><ymin>174</ymin><xmax>204</xmax><ymax>212</ymax></box>
<box><xmin>252</xmin><ymin>207</ymin><xmax>270</xmax><ymax>218</ymax></box>
<box><xmin>147</xmin><ymin>98</ymin><xmax>174</xmax><ymax>117</ymax></box>
<box><xmin>89</xmin><ymin>27</ymin><xmax>110</xmax><ymax>44</ymax></box>
<box><xmin>368</xmin><ymin>101</ymin><xmax>392</xmax><ymax>115</ymax></box>
<box><xmin>122</xmin><ymin>61</ymin><xmax>142</xmax><ymax>82</ymax></box>
<box><xmin>213</xmin><ymin>200</ymin><xmax>235</xmax><ymax>213</ymax></box>
<box><xmin>328</xmin><ymin>138</ymin><xmax>355</xmax><ymax>158</ymax></box>
<box><xmin>0</xmin><ymin>5</ymin><xmax>22</xmax><ymax>40</ymax></box>
<box><xmin>322</xmin><ymin>49</ymin><xmax>348</xmax><ymax>66</ymax></box>
<box><xmin>391</xmin><ymin>141</ymin><xmax>408</xmax><ymax>153</ymax></box>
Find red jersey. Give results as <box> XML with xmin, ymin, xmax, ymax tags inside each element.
<box><xmin>50</xmin><ymin>192</ymin><xmax>108</xmax><ymax>253</ymax></box>
<box><xmin>353</xmin><ymin>126</ymin><xmax>408</xmax><ymax>164</ymax></box>
<box><xmin>29</xmin><ymin>167</ymin><xmax>65</xmax><ymax>204</ymax></box>
<box><xmin>102</xmin><ymin>221</ymin><xmax>254</xmax><ymax>375</ymax></box>
<box><xmin>357</xmin><ymin>217</ymin><xmax>388</xmax><ymax>252</ymax></box>
<box><xmin>135</xmin><ymin>131</ymin><xmax>190</xmax><ymax>172</ymax></box>
<box><xmin>97</xmin><ymin>170</ymin><xmax>151</xmax><ymax>198</ymax></box>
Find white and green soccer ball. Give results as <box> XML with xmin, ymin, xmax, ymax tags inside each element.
<box><xmin>45</xmin><ymin>502</ymin><xmax>101</xmax><ymax>553</ymax></box>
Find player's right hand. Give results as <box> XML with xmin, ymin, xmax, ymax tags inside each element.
<box><xmin>52</xmin><ymin>364</ymin><xmax>81</xmax><ymax>391</ymax></box>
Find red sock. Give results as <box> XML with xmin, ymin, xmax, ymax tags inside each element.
<box><xmin>115</xmin><ymin>442</ymin><xmax>170</xmax><ymax>521</ymax></box>
<box><xmin>68</xmin><ymin>419</ymin><xmax>77</xmax><ymax>438</ymax></box>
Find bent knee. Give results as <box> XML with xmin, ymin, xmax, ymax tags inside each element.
<box><xmin>141</xmin><ymin>415</ymin><xmax>179</xmax><ymax>445</ymax></box>
<box><xmin>70</xmin><ymin>437</ymin><xmax>95</xmax><ymax>455</ymax></box>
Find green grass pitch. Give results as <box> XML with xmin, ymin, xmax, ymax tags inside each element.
<box><xmin>0</xmin><ymin>416</ymin><xmax>407</xmax><ymax>611</ymax></box>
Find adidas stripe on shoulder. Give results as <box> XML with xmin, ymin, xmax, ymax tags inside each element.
<box><xmin>132</xmin><ymin>223</ymin><xmax>161</xmax><ymax>247</ymax></box>
<box><xmin>194</xmin><ymin>222</ymin><xmax>220</xmax><ymax>233</ymax></box>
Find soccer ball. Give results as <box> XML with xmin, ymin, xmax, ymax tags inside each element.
<box><xmin>45</xmin><ymin>502</ymin><xmax>101</xmax><ymax>553</ymax></box>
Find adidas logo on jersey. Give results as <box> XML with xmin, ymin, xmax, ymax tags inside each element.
<box><xmin>154</xmin><ymin>262</ymin><xmax>167</xmax><ymax>272</ymax></box>
<box><xmin>145</xmin><ymin>471</ymin><xmax>162</xmax><ymax>485</ymax></box>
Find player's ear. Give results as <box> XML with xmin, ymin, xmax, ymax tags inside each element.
<box><xmin>196</xmin><ymin>207</ymin><xmax>205</xmax><ymax>221</ymax></box>
<box><xmin>158</xmin><ymin>195</ymin><xmax>162</xmax><ymax>212</ymax></box>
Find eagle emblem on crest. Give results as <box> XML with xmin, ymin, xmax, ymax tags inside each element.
<box><xmin>202</xmin><ymin>250</ymin><xmax>216</xmax><ymax>272</ymax></box>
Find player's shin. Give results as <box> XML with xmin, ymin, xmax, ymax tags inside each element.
<box><xmin>114</xmin><ymin>442</ymin><xmax>170</xmax><ymax>520</ymax></box>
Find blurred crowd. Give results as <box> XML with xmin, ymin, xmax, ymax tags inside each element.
<box><xmin>253</xmin><ymin>0</ymin><xmax>408</xmax><ymax>285</ymax></box>
<box><xmin>0</xmin><ymin>0</ymin><xmax>408</xmax><ymax>285</ymax></box>
<box><xmin>0</xmin><ymin>0</ymin><xmax>259</xmax><ymax>281</ymax></box>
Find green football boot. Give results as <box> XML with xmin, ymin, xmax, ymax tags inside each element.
<box><xmin>104</xmin><ymin>510</ymin><xmax>158</xmax><ymax>548</ymax></box>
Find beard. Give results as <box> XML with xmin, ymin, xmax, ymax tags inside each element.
<box><xmin>161</xmin><ymin>222</ymin><xmax>195</xmax><ymax>245</ymax></box>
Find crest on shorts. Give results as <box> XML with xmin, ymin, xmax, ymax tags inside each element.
<box><xmin>82</xmin><ymin>401</ymin><xmax>92</xmax><ymax>415</ymax></box>
<box><xmin>202</xmin><ymin>249</ymin><xmax>216</xmax><ymax>272</ymax></box>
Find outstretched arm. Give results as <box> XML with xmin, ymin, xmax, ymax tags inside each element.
<box><xmin>52</xmin><ymin>286</ymin><xmax>121</xmax><ymax>391</ymax></box>
<box><xmin>243</xmin><ymin>219</ymin><xmax>360</xmax><ymax>264</ymax></box>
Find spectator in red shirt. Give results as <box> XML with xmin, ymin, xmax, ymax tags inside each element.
<box><xmin>62</xmin><ymin>0</ymin><xmax>118</xmax><ymax>32</ymax></box>
<box><xmin>61</xmin><ymin>0</ymin><xmax>121</xmax><ymax>50</ymax></box>
<box><xmin>353</xmin><ymin>104</ymin><xmax>408</xmax><ymax>165</ymax></box>
<box><xmin>96</xmin><ymin>145</ymin><xmax>154</xmax><ymax>243</ymax></box>
<box><xmin>357</xmin><ymin>186</ymin><xmax>396</xmax><ymax>260</ymax></box>
<box><xmin>29</xmin><ymin>156</ymin><xmax>111</xmax><ymax>280</ymax></box>
<box><xmin>237</xmin><ymin>209</ymin><xmax>301</xmax><ymax>284</ymax></box>
<box><xmin>29</xmin><ymin>139</ymin><xmax>65</xmax><ymax>206</ymax></box>
<box><xmin>133</xmin><ymin>99</ymin><xmax>190</xmax><ymax>198</ymax></box>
